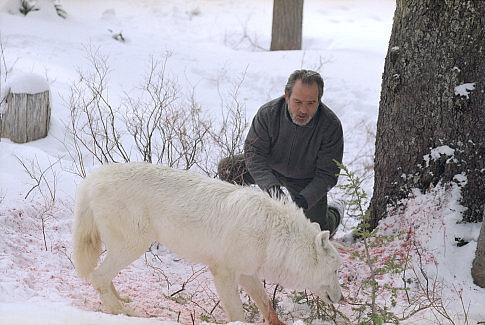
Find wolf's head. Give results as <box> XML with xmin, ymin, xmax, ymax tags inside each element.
<box><xmin>311</xmin><ymin>230</ymin><xmax>343</xmax><ymax>304</ymax></box>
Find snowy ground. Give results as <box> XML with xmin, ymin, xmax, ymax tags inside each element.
<box><xmin>1</xmin><ymin>0</ymin><xmax>484</xmax><ymax>324</ymax></box>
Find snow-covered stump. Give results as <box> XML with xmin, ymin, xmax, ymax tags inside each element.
<box><xmin>0</xmin><ymin>73</ymin><xmax>51</xmax><ymax>143</ymax></box>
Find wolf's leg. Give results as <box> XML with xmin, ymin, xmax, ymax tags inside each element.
<box><xmin>238</xmin><ymin>274</ymin><xmax>285</xmax><ymax>325</ymax></box>
<box><xmin>210</xmin><ymin>266</ymin><xmax>245</xmax><ymax>322</ymax></box>
<box><xmin>111</xmin><ymin>282</ymin><xmax>131</xmax><ymax>302</ymax></box>
<box><xmin>90</xmin><ymin>246</ymin><xmax>146</xmax><ymax>316</ymax></box>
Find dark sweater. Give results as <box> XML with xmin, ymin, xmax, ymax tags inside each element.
<box><xmin>244</xmin><ymin>96</ymin><xmax>344</xmax><ymax>208</ymax></box>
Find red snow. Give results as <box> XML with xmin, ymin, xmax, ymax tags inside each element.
<box><xmin>0</xmin><ymin>181</ymin><xmax>479</xmax><ymax>324</ymax></box>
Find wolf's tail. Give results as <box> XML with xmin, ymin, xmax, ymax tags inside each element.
<box><xmin>72</xmin><ymin>189</ymin><xmax>101</xmax><ymax>280</ymax></box>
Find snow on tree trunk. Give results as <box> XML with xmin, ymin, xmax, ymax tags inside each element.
<box><xmin>270</xmin><ymin>0</ymin><xmax>303</xmax><ymax>51</ymax></box>
<box><xmin>369</xmin><ymin>0</ymin><xmax>485</xmax><ymax>229</ymax></box>
<box><xmin>1</xmin><ymin>73</ymin><xmax>51</xmax><ymax>143</ymax></box>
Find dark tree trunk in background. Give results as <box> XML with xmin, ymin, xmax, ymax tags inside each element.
<box><xmin>369</xmin><ymin>0</ymin><xmax>485</xmax><ymax>230</ymax></box>
<box><xmin>270</xmin><ymin>0</ymin><xmax>303</xmax><ymax>51</ymax></box>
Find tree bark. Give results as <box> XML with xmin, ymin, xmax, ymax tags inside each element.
<box><xmin>472</xmin><ymin>211</ymin><xmax>485</xmax><ymax>287</ymax></box>
<box><xmin>270</xmin><ymin>0</ymin><xmax>303</xmax><ymax>51</ymax></box>
<box><xmin>1</xmin><ymin>90</ymin><xmax>51</xmax><ymax>143</ymax></box>
<box><xmin>369</xmin><ymin>0</ymin><xmax>485</xmax><ymax>229</ymax></box>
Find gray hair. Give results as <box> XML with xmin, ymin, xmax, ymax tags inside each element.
<box><xmin>285</xmin><ymin>70</ymin><xmax>324</xmax><ymax>102</ymax></box>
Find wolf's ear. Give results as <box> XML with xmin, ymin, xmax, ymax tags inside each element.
<box><xmin>315</xmin><ymin>230</ymin><xmax>330</xmax><ymax>249</ymax></box>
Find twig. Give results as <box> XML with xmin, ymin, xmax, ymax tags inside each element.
<box><xmin>190</xmin><ymin>310</ymin><xmax>195</xmax><ymax>325</ymax></box>
<box><xmin>209</xmin><ymin>300</ymin><xmax>220</xmax><ymax>315</ymax></box>
<box><xmin>272</xmin><ymin>284</ymin><xmax>279</xmax><ymax>310</ymax></box>
<box><xmin>16</xmin><ymin>155</ymin><xmax>59</xmax><ymax>201</ymax></box>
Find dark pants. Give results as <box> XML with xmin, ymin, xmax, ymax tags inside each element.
<box><xmin>218</xmin><ymin>155</ymin><xmax>340</xmax><ymax>236</ymax></box>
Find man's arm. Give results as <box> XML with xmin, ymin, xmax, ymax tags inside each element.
<box><xmin>244</xmin><ymin>109</ymin><xmax>281</xmax><ymax>191</ymax></box>
<box><xmin>300</xmin><ymin>121</ymin><xmax>344</xmax><ymax>208</ymax></box>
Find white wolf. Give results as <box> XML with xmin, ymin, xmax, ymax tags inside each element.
<box><xmin>72</xmin><ymin>162</ymin><xmax>342</xmax><ymax>324</ymax></box>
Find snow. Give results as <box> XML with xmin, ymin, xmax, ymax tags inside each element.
<box><xmin>423</xmin><ymin>145</ymin><xmax>457</xmax><ymax>167</ymax></box>
<box><xmin>4</xmin><ymin>72</ymin><xmax>50</xmax><ymax>94</ymax></box>
<box><xmin>454</xmin><ymin>82</ymin><xmax>476</xmax><ymax>98</ymax></box>
<box><xmin>0</xmin><ymin>302</ymin><xmax>178</xmax><ymax>325</ymax></box>
<box><xmin>1</xmin><ymin>0</ymin><xmax>484</xmax><ymax>324</ymax></box>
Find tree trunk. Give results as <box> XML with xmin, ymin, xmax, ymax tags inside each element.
<box><xmin>270</xmin><ymin>0</ymin><xmax>303</xmax><ymax>51</ymax></box>
<box><xmin>369</xmin><ymin>0</ymin><xmax>485</xmax><ymax>229</ymax></box>
<box><xmin>1</xmin><ymin>90</ymin><xmax>51</xmax><ymax>143</ymax></box>
<box><xmin>472</xmin><ymin>210</ymin><xmax>485</xmax><ymax>287</ymax></box>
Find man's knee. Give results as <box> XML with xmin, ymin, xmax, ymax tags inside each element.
<box><xmin>305</xmin><ymin>203</ymin><xmax>341</xmax><ymax>237</ymax></box>
<box><xmin>326</xmin><ymin>207</ymin><xmax>341</xmax><ymax>237</ymax></box>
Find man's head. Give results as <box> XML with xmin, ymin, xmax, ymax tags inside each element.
<box><xmin>285</xmin><ymin>70</ymin><xmax>324</xmax><ymax>126</ymax></box>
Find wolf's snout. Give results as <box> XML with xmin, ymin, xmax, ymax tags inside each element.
<box><xmin>329</xmin><ymin>291</ymin><xmax>343</xmax><ymax>303</ymax></box>
<box><xmin>334</xmin><ymin>291</ymin><xmax>343</xmax><ymax>303</ymax></box>
<box><xmin>320</xmin><ymin>286</ymin><xmax>343</xmax><ymax>304</ymax></box>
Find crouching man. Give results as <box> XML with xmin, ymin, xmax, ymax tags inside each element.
<box><xmin>219</xmin><ymin>69</ymin><xmax>344</xmax><ymax>237</ymax></box>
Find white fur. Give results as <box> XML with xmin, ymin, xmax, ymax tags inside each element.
<box><xmin>72</xmin><ymin>162</ymin><xmax>342</xmax><ymax>324</ymax></box>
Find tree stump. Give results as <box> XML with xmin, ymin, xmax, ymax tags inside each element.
<box><xmin>0</xmin><ymin>73</ymin><xmax>51</xmax><ymax>143</ymax></box>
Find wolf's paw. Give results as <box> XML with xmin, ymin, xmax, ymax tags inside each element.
<box><xmin>108</xmin><ymin>305</ymin><xmax>139</xmax><ymax>317</ymax></box>
<box><xmin>119</xmin><ymin>306</ymin><xmax>139</xmax><ymax>317</ymax></box>
<box><xmin>118</xmin><ymin>294</ymin><xmax>132</xmax><ymax>303</ymax></box>
<box><xmin>124</xmin><ymin>307</ymin><xmax>140</xmax><ymax>317</ymax></box>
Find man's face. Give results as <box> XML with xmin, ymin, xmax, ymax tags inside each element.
<box><xmin>285</xmin><ymin>80</ymin><xmax>319</xmax><ymax>126</ymax></box>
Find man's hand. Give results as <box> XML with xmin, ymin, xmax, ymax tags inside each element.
<box><xmin>293</xmin><ymin>194</ymin><xmax>308</xmax><ymax>210</ymax></box>
<box><xmin>267</xmin><ymin>185</ymin><xmax>286</xmax><ymax>200</ymax></box>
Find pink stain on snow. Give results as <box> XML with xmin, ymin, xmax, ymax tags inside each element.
<box><xmin>1</xmin><ymin>182</ymin><xmax>469</xmax><ymax>324</ymax></box>
<box><xmin>1</xmin><ymin>196</ymin><xmax>229</xmax><ymax>324</ymax></box>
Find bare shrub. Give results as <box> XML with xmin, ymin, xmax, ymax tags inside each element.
<box><xmin>399</xmin><ymin>242</ymin><xmax>472</xmax><ymax>325</ymax></box>
<box><xmin>347</xmin><ymin>119</ymin><xmax>376</xmax><ymax>182</ymax></box>
<box><xmin>208</xmin><ymin>69</ymin><xmax>249</xmax><ymax>177</ymax></box>
<box><xmin>123</xmin><ymin>54</ymin><xmax>178</xmax><ymax>164</ymax></box>
<box><xmin>65</xmin><ymin>45</ymin><xmax>129</xmax><ymax>178</ymax></box>
<box><xmin>64</xmin><ymin>48</ymin><xmax>218</xmax><ymax>177</ymax></box>
<box><xmin>0</xmin><ymin>36</ymin><xmax>9</xmax><ymax>88</ymax></box>
<box><xmin>223</xmin><ymin>19</ymin><xmax>267</xmax><ymax>51</ymax></box>
<box><xmin>163</xmin><ymin>97</ymin><xmax>211</xmax><ymax>170</ymax></box>
<box><xmin>16</xmin><ymin>156</ymin><xmax>59</xmax><ymax>203</ymax></box>
<box><xmin>1</xmin><ymin>36</ymin><xmax>18</xmax><ymax>141</ymax></box>
<box><xmin>65</xmin><ymin>47</ymin><xmax>250</xmax><ymax>180</ymax></box>
<box><xmin>16</xmin><ymin>155</ymin><xmax>59</xmax><ymax>251</ymax></box>
<box><xmin>123</xmin><ymin>53</ymin><xmax>212</xmax><ymax>170</ymax></box>
<box><xmin>145</xmin><ymin>247</ymin><xmax>223</xmax><ymax>323</ymax></box>
<box><xmin>299</xmin><ymin>51</ymin><xmax>330</xmax><ymax>72</ymax></box>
